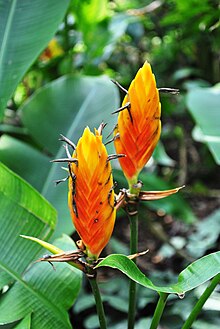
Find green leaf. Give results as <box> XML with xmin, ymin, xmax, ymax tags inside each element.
<box><xmin>186</xmin><ymin>86</ymin><xmax>220</xmax><ymax>164</ymax></box>
<box><xmin>187</xmin><ymin>208</ymin><xmax>220</xmax><ymax>258</ymax></box>
<box><xmin>0</xmin><ymin>135</ymin><xmax>50</xmax><ymax>191</ymax></box>
<box><xmin>153</xmin><ymin>141</ymin><xmax>176</xmax><ymax>167</ymax></box>
<box><xmin>0</xmin><ymin>235</ymin><xmax>82</xmax><ymax>329</ymax></box>
<box><xmin>14</xmin><ymin>314</ymin><xmax>31</xmax><ymax>329</ymax></box>
<box><xmin>18</xmin><ymin>75</ymin><xmax>119</xmax><ymax>237</ymax></box>
<box><xmin>0</xmin><ymin>0</ymin><xmax>70</xmax><ymax>119</ymax></box>
<box><xmin>96</xmin><ymin>252</ymin><xmax>220</xmax><ymax>294</ymax></box>
<box><xmin>0</xmin><ymin>167</ymin><xmax>81</xmax><ymax>329</ymax></box>
<box><xmin>73</xmin><ymin>0</ymin><xmax>108</xmax><ymax>28</ymax></box>
<box><xmin>0</xmin><ymin>162</ymin><xmax>56</xmax><ymax>289</ymax></box>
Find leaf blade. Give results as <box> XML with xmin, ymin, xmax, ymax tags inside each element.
<box><xmin>96</xmin><ymin>252</ymin><xmax>220</xmax><ymax>294</ymax></box>
<box><xmin>0</xmin><ymin>0</ymin><xmax>70</xmax><ymax>119</ymax></box>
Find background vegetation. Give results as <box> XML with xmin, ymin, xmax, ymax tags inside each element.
<box><xmin>0</xmin><ymin>0</ymin><xmax>219</xmax><ymax>328</ymax></box>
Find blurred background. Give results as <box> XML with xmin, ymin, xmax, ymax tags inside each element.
<box><xmin>0</xmin><ymin>1</ymin><xmax>219</xmax><ymax>328</ymax></box>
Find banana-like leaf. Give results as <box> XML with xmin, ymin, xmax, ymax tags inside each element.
<box><xmin>0</xmin><ymin>164</ymin><xmax>81</xmax><ymax>328</ymax></box>
<box><xmin>20</xmin><ymin>75</ymin><xmax>119</xmax><ymax>155</ymax></box>
<box><xmin>0</xmin><ymin>0</ymin><xmax>70</xmax><ymax>119</ymax></box>
<box><xmin>186</xmin><ymin>86</ymin><xmax>220</xmax><ymax>165</ymax></box>
<box><xmin>0</xmin><ymin>162</ymin><xmax>56</xmax><ymax>289</ymax></box>
<box><xmin>0</xmin><ymin>135</ymin><xmax>50</xmax><ymax>191</ymax></box>
<box><xmin>96</xmin><ymin>252</ymin><xmax>220</xmax><ymax>295</ymax></box>
<box><xmin>0</xmin><ymin>235</ymin><xmax>82</xmax><ymax>329</ymax></box>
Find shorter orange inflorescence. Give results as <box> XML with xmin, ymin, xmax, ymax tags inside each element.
<box><xmin>114</xmin><ymin>61</ymin><xmax>161</xmax><ymax>186</ymax></box>
<box><xmin>68</xmin><ymin>127</ymin><xmax>116</xmax><ymax>259</ymax></box>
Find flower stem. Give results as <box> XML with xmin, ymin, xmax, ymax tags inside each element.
<box><xmin>149</xmin><ymin>292</ymin><xmax>168</xmax><ymax>329</ymax></box>
<box><xmin>181</xmin><ymin>273</ymin><xmax>220</xmax><ymax>329</ymax></box>
<box><xmin>128</xmin><ymin>210</ymin><xmax>138</xmax><ymax>329</ymax></box>
<box><xmin>89</xmin><ymin>277</ymin><xmax>107</xmax><ymax>329</ymax></box>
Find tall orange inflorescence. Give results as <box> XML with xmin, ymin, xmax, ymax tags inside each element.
<box><xmin>68</xmin><ymin>127</ymin><xmax>116</xmax><ymax>259</ymax></box>
<box><xmin>114</xmin><ymin>61</ymin><xmax>161</xmax><ymax>186</ymax></box>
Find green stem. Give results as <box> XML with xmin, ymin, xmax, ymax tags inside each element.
<box><xmin>182</xmin><ymin>273</ymin><xmax>220</xmax><ymax>329</ymax></box>
<box><xmin>126</xmin><ymin>178</ymin><xmax>142</xmax><ymax>328</ymax></box>
<box><xmin>89</xmin><ymin>277</ymin><xmax>107</xmax><ymax>329</ymax></box>
<box><xmin>128</xmin><ymin>211</ymin><xmax>138</xmax><ymax>329</ymax></box>
<box><xmin>149</xmin><ymin>292</ymin><xmax>168</xmax><ymax>329</ymax></box>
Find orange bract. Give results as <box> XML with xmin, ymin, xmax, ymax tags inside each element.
<box><xmin>114</xmin><ymin>61</ymin><xmax>161</xmax><ymax>183</ymax></box>
<box><xmin>68</xmin><ymin>127</ymin><xmax>116</xmax><ymax>259</ymax></box>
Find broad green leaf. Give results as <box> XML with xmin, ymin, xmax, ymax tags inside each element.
<box><xmin>18</xmin><ymin>75</ymin><xmax>119</xmax><ymax>236</ymax></box>
<box><xmin>187</xmin><ymin>208</ymin><xmax>220</xmax><ymax>258</ymax></box>
<box><xmin>113</xmin><ymin>169</ymin><xmax>196</xmax><ymax>223</ymax></box>
<box><xmin>96</xmin><ymin>252</ymin><xmax>220</xmax><ymax>294</ymax></box>
<box><xmin>20</xmin><ymin>75</ymin><xmax>118</xmax><ymax>155</ymax></box>
<box><xmin>0</xmin><ymin>135</ymin><xmax>50</xmax><ymax>191</ymax></box>
<box><xmin>0</xmin><ymin>235</ymin><xmax>82</xmax><ymax>329</ymax></box>
<box><xmin>0</xmin><ymin>163</ymin><xmax>81</xmax><ymax>327</ymax></box>
<box><xmin>0</xmin><ymin>0</ymin><xmax>70</xmax><ymax>119</ymax></box>
<box><xmin>14</xmin><ymin>314</ymin><xmax>31</xmax><ymax>329</ymax></box>
<box><xmin>0</xmin><ymin>162</ymin><xmax>56</xmax><ymax>289</ymax></box>
<box><xmin>186</xmin><ymin>86</ymin><xmax>220</xmax><ymax>164</ymax></box>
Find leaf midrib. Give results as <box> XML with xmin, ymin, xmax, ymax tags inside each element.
<box><xmin>0</xmin><ymin>0</ymin><xmax>17</xmax><ymax>73</ymax></box>
<box><xmin>0</xmin><ymin>261</ymin><xmax>70</xmax><ymax>328</ymax></box>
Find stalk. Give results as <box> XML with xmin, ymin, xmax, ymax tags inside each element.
<box><xmin>89</xmin><ymin>276</ymin><xmax>107</xmax><ymax>329</ymax></box>
<box><xmin>149</xmin><ymin>292</ymin><xmax>168</xmax><ymax>329</ymax></box>
<box><xmin>128</xmin><ymin>210</ymin><xmax>138</xmax><ymax>329</ymax></box>
<box><xmin>127</xmin><ymin>179</ymin><xmax>140</xmax><ymax>329</ymax></box>
<box><xmin>181</xmin><ymin>273</ymin><xmax>220</xmax><ymax>329</ymax></box>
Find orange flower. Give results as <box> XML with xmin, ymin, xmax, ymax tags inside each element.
<box><xmin>39</xmin><ymin>38</ymin><xmax>64</xmax><ymax>62</ymax></box>
<box><xmin>68</xmin><ymin>127</ymin><xmax>116</xmax><ymax>259</ymax></box>
<box><xmin>114</xmin><ymin>61</ymin><xmax>161</xmax><ymax>186</ymax></box>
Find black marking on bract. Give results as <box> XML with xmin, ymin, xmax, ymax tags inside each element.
<box><xmin>59</xmin><ymin>134</ymin><xmax>76</xmax><ymax>150</ymax></box>
<box><xmin>72</xmin><ymin>199</ymin><xmax>78</xmax><ymax>218</ymax></box>
<box><xmin>105</xmin><ymin>172</ymin><xmax>112</xmax><ymax>185</ymax></box>
<box><xmin>68</xmin><ymin>163</ymin><xmax>75</xmax><ymax>179</ymax></box>
<box><xmin>68</xmin><ymin>166</ymin><xmax>78</xmax><ymax>218</ymax></box>
<box><xmin>108</xmin><ymin>182</ymin><xmax>117</xmax><ymax>209</ymax></box>
<box><xmin>71</xmin><ymin>174</ymin><xmax>78</xmax><ymax>218</ymax></box>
